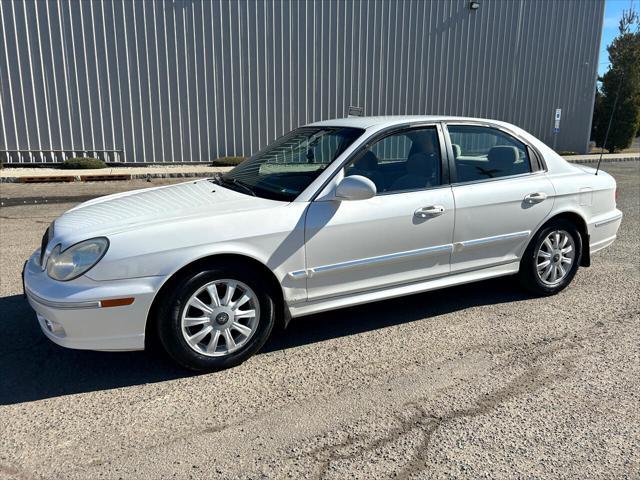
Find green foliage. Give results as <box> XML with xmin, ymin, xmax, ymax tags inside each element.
<box><xmin>592</xmin><ymin>8</ymin><xmax>640</xmax><ymax>152</ymax></box>
<box><xmin>211</xmin><ymin>156</ymin><xmax>246</xmax><ymax>167</ymax></box>
<box><xmin>60</xmin><ymin>157</ymin><xmax>107</xmax><ymax>169</ymax></box>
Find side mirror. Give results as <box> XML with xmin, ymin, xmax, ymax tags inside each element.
<box><xmin>334</xmin><ymin>175</ymin><xmax>377</xmax><ymax>201</ymax></box>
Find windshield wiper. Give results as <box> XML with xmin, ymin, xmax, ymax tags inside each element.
<box><xmin>209</xmin><ymin>174</ymin><xmax>256</xmax><ymax>197</ymax></box>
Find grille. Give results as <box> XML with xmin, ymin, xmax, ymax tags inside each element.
<box><xmin>39</xmin><ymin>227</ymin><xmax>50</xmax><ymax>266</ymax></box>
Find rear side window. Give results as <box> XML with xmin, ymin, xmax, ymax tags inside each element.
<box><xmin>447</xmin><ymin>125</ymin><xmax>531</xmax><ymax>183</ymax></box>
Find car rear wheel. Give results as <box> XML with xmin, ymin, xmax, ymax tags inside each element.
<box><xmin>519</xmin><ymin>219</ymin><xmax>582</xmax><ymax>295</ymax></box>
<box><xmin>157</xmin><ymin>264</ymin><xmax>275</xmax><ymax>371</ymax></box>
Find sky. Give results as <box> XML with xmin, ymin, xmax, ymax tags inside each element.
<box><xmin>598</xmin><ymin>0</ymin><xmax>637</xmax><ymax>76</ymax></box>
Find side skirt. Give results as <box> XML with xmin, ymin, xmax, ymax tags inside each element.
<box><xmin>288</xmin><ymin>261</ymin><xmax>520</xmax><ymax>318</ymax></box>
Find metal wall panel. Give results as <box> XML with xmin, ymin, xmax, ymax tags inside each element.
<box><xmin>0</xmin><ymin>0</ymin><xmax>605</xmax><ymax>163</ymax></box>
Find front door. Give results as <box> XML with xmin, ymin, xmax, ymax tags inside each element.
<box><xmin>303</xmin><ymin>125</ymin><xmax>455</xmax><ymax>302</ymax></box>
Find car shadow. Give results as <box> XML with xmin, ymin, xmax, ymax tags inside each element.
<box><xmin>264</xmin><ymin>276</ymin><xmax>531</xmax><ymax>352</ymax></box>
<box><xmin>0</xmin><ymin>277</ymin><xmax>531</xmax><ymax>405</ymax></box>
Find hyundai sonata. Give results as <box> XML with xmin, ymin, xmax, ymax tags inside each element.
<box><xmin>23</xmin><ymin>116</ymin><xmax>622</xmax><ymax>370</ymax></box>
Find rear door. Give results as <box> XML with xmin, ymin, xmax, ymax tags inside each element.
<box><xmin>444</xmin><ymin>123</ymin><xmax>555</xmax><ymax>273</ymax></box>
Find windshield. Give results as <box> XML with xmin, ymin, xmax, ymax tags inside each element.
<box><xmin>217</xmin><ymin>126</ymin><xmax>364</xmax><ymax>201</ymax></box>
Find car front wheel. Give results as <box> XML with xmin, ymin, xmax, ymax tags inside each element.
<box><xmin>519</xmin><ymin>219</ymin><xmax>582</xmax><ymax>295</ymax></box>
<box><xmin>157</xmin><ymin>264</ymin><xmax>275</xmax><ymax>371</ymax></box>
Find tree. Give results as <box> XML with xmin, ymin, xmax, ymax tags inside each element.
<box><xmin>592</xmin><ymin>7</ymin><xmax>640</xmax><ymax>152</ymax></box>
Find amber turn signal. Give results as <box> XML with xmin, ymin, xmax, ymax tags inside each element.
<box><xmin>100</xmin><ymin>297</ymin><xmax>135</xmax><ymax>308</ymax></box>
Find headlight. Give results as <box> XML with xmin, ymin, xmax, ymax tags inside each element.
<box><xmin>46</xmin><ymin>237</ymin><xmax>109</xmax><ymax>281</ymax></box>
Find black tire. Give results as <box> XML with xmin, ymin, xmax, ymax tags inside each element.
<box><xmin>157</xmin><ymin>262</ymin><xmax>275</xmax><ymax>371</ymax></box>
<box><xmin>519</xmin><ymin>218</ymin><xmax>582</xmax><ymax>296</ymax></box>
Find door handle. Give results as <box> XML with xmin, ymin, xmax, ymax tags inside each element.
<box><xmin>524</xmin><ymin>192</ymin><xmax>547</xmax><ymax>204</ymax></box>
<box><xmin>414</xmin><ymin>205</ymin><xmax>445</xmax><ymax>218</ymax></box>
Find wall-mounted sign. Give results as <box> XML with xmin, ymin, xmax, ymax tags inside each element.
<box><xmin>554</xmin><ymin>108</ymin><xmax>561</xmax><ymax>133</ymax></box>
<box><xmin>347</xmin><ymin>106</ymin><xmax>364</xmax><ymax>117</ymax></box>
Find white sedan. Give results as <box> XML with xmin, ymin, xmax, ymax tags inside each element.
<box><xmin>23</xmin><ymin>116</ymin><xmax>623</xmax><ymax>371</ymax></box>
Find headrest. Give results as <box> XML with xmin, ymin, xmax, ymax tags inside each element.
<box><xmin>408</xmin><ymin>131</ymin><xmax>436</xmax><ymax>155</ymax></box>
<box><xmin>406</xmin><ymin>153</ymin><xmax>431</xmax><ymax>176</ymax></box>
<box><xmin>488</xmin><ymin>146</ymin><xmax>519</xmax><ymax>170</ymax></box>
<box><xmin>451</xmin><ymin>144</ymin><xmax>461</xmax><ymax>158</ymax></box>
<box><xmin>355</xmin><ymin>151</ymin><xmax>378</xmax><ymax>171</ymax></box>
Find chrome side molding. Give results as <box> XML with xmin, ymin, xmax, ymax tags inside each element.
<box><xmin>288</xmin><ymin>230</ymin><xmax>531</xmax><ymax>279</ymax></box>
<box><xmin>289</xmin><ymin>244</ymin><xmax>453</xmax><ymax>279</ymax></box>
<box><xmin>25</xmin><ymin>288</ymin><xmax>101</xmax><ymax>309</ymax></box>
<box><xmin>454</xmin><ymin>230</ymin><xmax>530</xmax><ymax>251</ymax></box>
<box><xmin>594</xmin><ymin>213</ymin><xmax>623</xmax><ymax>228</ymax></box>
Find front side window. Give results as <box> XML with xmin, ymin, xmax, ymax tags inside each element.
<box><xmin>447</xmin><ymin>125</ymin><xmax>531</xmax><ymax>183</ymax></box>
<box><xmin>219</xmin><ymin>126</ymin><xmax>364</xmax><ymax>201</ymax></box>
<box><xmin>345</xmin><ymin>127</ymin><xmax>442</xmax><ymax>194</ymax></box>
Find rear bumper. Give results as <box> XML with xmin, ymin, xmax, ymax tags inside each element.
<box><xmin>23</xmin><ymin>251</ymin><xmax>165</xmax><ymax>351</ymax></box>
<box><xmin>588</xmin><ymin>209</ymin><xmax>623</xmax><ymax>254</ymax></box>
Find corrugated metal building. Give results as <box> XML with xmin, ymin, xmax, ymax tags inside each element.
<box><xmin>0</xmin><ymin>0</ymin><xmax>604</xmax><ymax>164</ymax></box>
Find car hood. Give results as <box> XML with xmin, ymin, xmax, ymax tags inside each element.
<box><xmin>53</xmin><ymin>179</ymin><xmax>285</xmax><ymax>238</ymax></box>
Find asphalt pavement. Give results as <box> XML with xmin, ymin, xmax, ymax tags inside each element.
<box><xmin>0</xmin><ymin>163</ymin><xmax>638</xmax><ymax>479</ymax></box>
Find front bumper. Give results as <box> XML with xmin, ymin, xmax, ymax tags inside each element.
<box><xmin>23</xmin><ymin>251</ymin><xmax>165</xmax><ymax>351</ymax></box>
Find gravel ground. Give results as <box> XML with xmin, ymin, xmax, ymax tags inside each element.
<box><xmin>0</xmin><ymin>163</ymin><xmax>638</xmax><ymax>479</ymax></box>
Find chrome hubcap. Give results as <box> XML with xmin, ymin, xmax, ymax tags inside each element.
<box><xmin>180</xmin><ymin>279</ymin><xmax>260</xmax><ymax>357</ymax></box>
<box><xmin>536</xmin><ymin>230</ymin><xmax>575</xmax><ymax>286</ymax></box>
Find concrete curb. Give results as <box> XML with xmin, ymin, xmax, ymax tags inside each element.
<box><xmin>0</xmin><ymin>156</ymin><xmax>637</xmax><ymax>183</ymax></box>
<box><xmin>0</xmin><ymin>169</ymin><xmax>232</xmax><ymax>184</ymax></box>
<box><xmin>564</xmin><ymin>155</ymin><xmax>640</xmax><ymax>165</ymax></box>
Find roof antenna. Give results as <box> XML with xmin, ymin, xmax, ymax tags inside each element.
<box><xmin>596</xmin><ymin>69</ymin><xmax>624</xmax><ymax>175</ymax></box>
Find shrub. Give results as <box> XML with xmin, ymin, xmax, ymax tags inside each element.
<box><xmin>60</xmin><ymin>157</ymin><xmax>107</xmax><ymax>169</ymax></box>
<box><xmin>211</xmin><ymin>156</ymin><xmax>246</xmax><ymax>167</ymax></box>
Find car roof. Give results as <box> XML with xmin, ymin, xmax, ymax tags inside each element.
<box><xmin>308</xmin><ymin>115</ymin><xmax>502</xmax><ymax>129</ymax></box>
<box><xmin>305</xmin><ymin>115</ymin><xmax>578</xmax><ymax>176</ymax></box>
